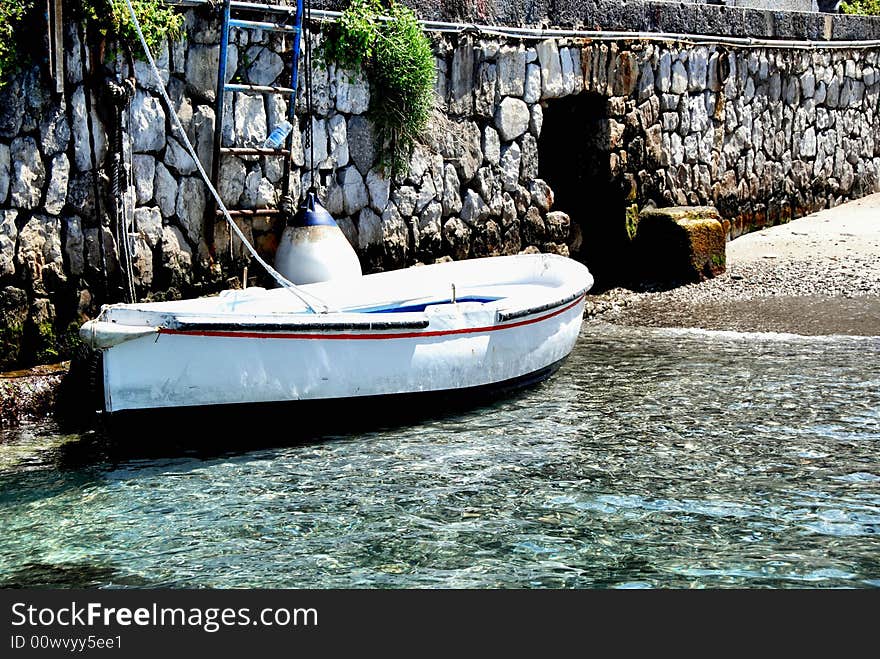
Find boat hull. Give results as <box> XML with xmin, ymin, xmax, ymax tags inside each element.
<box><xmin>102</xmin><ymin>357</ymin><xmax>569</xmax><ymax>437</ymax></box>
<box><xmin>101</xmin><ymin>295</ymin><xmax>586</xmax><ymax>413</ymax></box>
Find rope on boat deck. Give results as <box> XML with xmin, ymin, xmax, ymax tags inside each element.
<box><xmin>121</xmin><ymin>0</ymin><xmax>332</xmax><ymax>314</ymax></box>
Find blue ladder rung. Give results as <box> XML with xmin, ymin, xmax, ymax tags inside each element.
<box><xmin>224</xmin><ymin>83</ymin><xmax>296</xmax><ymax>95</ymax></box>
<box><xmin>229</xmin><ymin>18</ymin><xmax>300</xmax><ymax>33</ymax></box>
<box><xmin>209</xmin><ymin>0</ymin><xmax>304</xmax><ymax>243</ymax></box>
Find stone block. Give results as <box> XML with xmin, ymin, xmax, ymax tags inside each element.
<box><xmin>635</xmin><ymin>205</ymin><xmax>727</xmax><ymax>283</ymax></box>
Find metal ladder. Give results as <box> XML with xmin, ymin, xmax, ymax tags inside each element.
<box><xmin>208</xmin><ymin>0</ymin><xmax>304</xmax><ymax>249</ymax></box>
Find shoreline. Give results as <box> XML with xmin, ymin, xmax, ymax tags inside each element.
<box><xmin>589</xmin><ymin>193</ymin><xmax>880</xmax><ymax>337</ymax></box>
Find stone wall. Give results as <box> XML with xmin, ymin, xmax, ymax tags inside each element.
<box><xmin>1</xmin><ymin>4</ymin><xmax>880</xmax><ymax>369</ymax></box>
<box><xmin>439</xmin><ymin>35</ymin><xmax>880</xmax><ymax>276</ymax></box>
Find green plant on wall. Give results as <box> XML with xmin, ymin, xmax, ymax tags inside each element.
<box><xmin>0</xmin><ymin>0</ymin><xmax>183</xmax><ymax>87</ymax></box>
<box><xmin>0</xmin><ymin>1</ymin><xmax>31</xmax><ymax>87</ymax></box>
<box><xmin>97</xmin><ymin>0</ymin><xmax>184</xmax><ymax>57</ymax></box>
<box><xmin>840</xmin><ymin>0</ymin><xmax>880</xmax><ymax>15</ymax></box>
<box><xmin>325</xmin><ymin>0</ymin><xmax>436</xmax><ymax>176</ymax></box>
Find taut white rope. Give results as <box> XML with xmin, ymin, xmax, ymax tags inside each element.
<box><xmin>121</xmin><ymin>0</ymin><xmax>331</xmax><ymax>313</ymax></box>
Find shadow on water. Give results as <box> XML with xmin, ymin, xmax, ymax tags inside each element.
<box><xmin>10</xmin><ymin>372</ymin><xmax>554</xmax><ymax>470</ymax></box>
<box><xmin>0</xmin><ymin>368</ymin><xmax>561</xmax><ymax>522</ymax></box>
<box><xmin>0</xmin><ymin>562</ymin><xmax>150</xmax><ymax>589</ymax></box>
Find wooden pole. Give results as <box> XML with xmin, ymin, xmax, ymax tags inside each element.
<box><xmin>47</xmin><ymin>0</ymin><xmax>65</xmax><ymax>95</ymax></box>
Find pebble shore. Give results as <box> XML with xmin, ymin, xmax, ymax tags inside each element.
<box><xmin>589</xmin><ymin>193</ymin><xmax>880</xmax><ymax>335</ymax></box>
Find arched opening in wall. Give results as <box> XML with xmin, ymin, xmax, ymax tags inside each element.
<box><xmin>538</xmin><ymin>94</ymin><xmax>629</xmax><ymax>288</ymax></box>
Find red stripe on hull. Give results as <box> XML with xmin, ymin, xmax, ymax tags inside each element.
<box><xmin>158</xmin><ymin>295</ymin><xmax>586</xmax><ymax>341</ymax></box>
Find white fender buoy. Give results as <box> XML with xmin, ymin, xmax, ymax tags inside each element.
<box><xmin>274</xmin><ymin>192</ymin><xmax>362</xmax><ymax>285</ymax></box>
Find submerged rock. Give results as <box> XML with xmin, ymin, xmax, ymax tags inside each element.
<box><xmin>0</xmin><ymin>362</ymin><xmax>67</xmax><ymax>428</ymax></box>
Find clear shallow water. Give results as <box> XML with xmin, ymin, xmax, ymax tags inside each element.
<box><xmin>1</xmin><ymin>322</ymin><xmax>879</xmax><ymax>588</ymax></box>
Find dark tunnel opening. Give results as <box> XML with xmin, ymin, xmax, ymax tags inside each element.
<box><xmin>538</xmin><ymin>94</ymin><xmax>631</xmax><ymax>289</ymax></box>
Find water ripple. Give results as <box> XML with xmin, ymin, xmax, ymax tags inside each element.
<box><xmin>0</xmin><ymin>322</ymin><xmax>878</xmax><ymax>588</ymax></box>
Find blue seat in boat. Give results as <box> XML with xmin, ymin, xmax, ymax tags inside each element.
<box><xmin>355</xmin><ymin>296</ymin><xmax>501</xmax><ymax>314</ymax></box>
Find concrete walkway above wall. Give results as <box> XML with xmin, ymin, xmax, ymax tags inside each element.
<box><xmin>313</xmin><ymin>0</ymin><xmax>880</xmax><ymax>40</ymax></box>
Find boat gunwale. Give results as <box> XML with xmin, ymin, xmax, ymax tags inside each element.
<box><xmin>156</xmin><ymin>293</ymin><xmax>587</xmax><ymax>340</ymax></box>
<box><xmin>495</xmin><ymin>287</ymin><xmax>590</xmax><ymax>322</ymax></box>
<box><xmin>165</xmin><ymin>318</ymin><xmax>432</xmax><ymax>332</ymax></box>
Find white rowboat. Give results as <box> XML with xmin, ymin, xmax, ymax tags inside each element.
<box><xmin>80</xmin><ymin>254</ymin><xmax>593</xmax><ymax>414</ymax></box>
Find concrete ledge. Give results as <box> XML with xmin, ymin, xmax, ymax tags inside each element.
<box><xmin>635</xmin><ymin>206</ymin><xmax>727</xmax><ymax>283</ymax></box>
<box><xmin>314</xmin><ymin>0</ymin><xmax>880</xmax><ymax>41</ymax></box>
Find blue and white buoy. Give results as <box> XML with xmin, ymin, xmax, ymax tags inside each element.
<box><xmin>274</xmin><ymin>192</ymin><xmax>362</xmax><ymax>285</ymax></box>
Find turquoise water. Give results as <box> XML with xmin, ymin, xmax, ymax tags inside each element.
<box><xmin>1</xmin><ymin>322</ymin><xmax>878</xmax><ymax>588</ymax></box>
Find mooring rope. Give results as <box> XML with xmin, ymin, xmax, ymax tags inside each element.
<box><xmin>304</xmin><ymin>0</ymin><xmax>316</xmax><ymax>193</ymax></box>
<box><xmin>108</xmin><ymin>66</ymin><xmax>137</xmax><ymax>304</ymax></box>
<box><xmin>79</xmin><ymin>24</ymin><xmax>111</xmax><ymax>302</ymax></box>
<box><xmin>121</xmin><ymin>0</ymin><xmax>331</xmax><ymax>313</ymax></box>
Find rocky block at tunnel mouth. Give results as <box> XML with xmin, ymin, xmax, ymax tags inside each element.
<box><xmin>635</xmin><ymin>206</ymin><xmax>727</xmax><ymax>284</ymax></box>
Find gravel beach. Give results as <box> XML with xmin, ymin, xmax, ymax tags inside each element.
<box><xmin>589</xmin><ymin>193</ymin><xmax>880</xmax><ymax>336</ymax></box>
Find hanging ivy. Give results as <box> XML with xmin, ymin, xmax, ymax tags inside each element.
<box><xmin>0</xmin><ymin>0</ymin><xmax>35</xmax><ymax>88</ymax></box>
<box><xmin>0</xmin><ymin>0</ymin><xmax>183</xmax><ymax>88</ymax></box>
<box><xmin>325</xmin><ymin>0</ymin><xmax>437</xmax><ymax>176</ymax></box>
<box><xmin>840</xmin><ymin>0</ymin><xmax>880</xmax><ymax>14</ymax></box>
<box><xmin>91</xmin><ymin>0</ymin><xmax>185</xmax><ymax>57</ymax></box>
